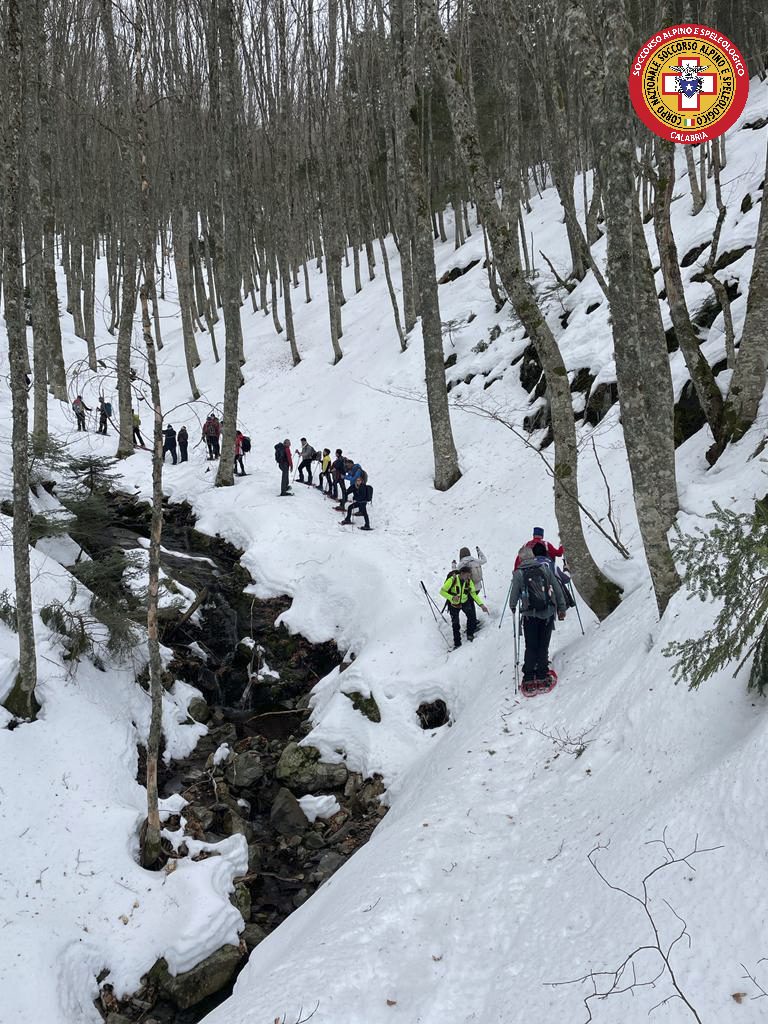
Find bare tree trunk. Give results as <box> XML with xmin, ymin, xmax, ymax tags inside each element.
<box><xmin>82</xmin><ymin>236</ymin><xmax>96</xmax><ymax>364</ymax></box>
<box><xmin>116</xmin><ymin>233</ymin><xmax>138</xmax><ymax>458</ymax></box>
<box><xmin>278</xmin><ymin>253</ymin><xmax>301</xmax><ymax>365</ymax></box>
<box><xmin>720</xmin><ymin>136</ymin><xmax>768</xmax><ymax>446</ymax></box>
<box><xmin>684</xmin><ymin>144</ymin><xmax>705</xmax><ymax>216</ymax></box>
<box><xmin>420</xmin><ymin>0</ymin><xmax>621</xmax><ymax>617</ymax></box>
<box><xmin>215</xmin><ymin>0</ymin><xmax>244</xmax><ymax>488</ymax></box>
<box><xmin>171</xmin><ymin>208</ymin><xmax>202</xmax><ymax>399</ymax></box>
<box><xmin>396</xmin><ymin>0</ymin><xmax>460</xmax><ymax>491</ymax></box>
<box><xmin>653</xmin><ymin>140</ymin><xmax>723</xmax><ymax>440</ymax></box>
<box><xmin>2</xmin><ymin>0</ymin><xmax>38</xmax><ymax>720</ymax></box>
<box><xmin>579</xmin><ymin>0</ymin><xmax>679</xmax><ymax>615</ymax></box>
<box><xmin>378</xmin><ymin>234</ymin><xmax>407</xmax><ymax>352</ymax></box>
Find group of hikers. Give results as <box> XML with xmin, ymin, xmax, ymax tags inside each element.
<box><xmin>438</xmin><ymin>527</ymin><xmax>576</xmax><ymax>697</ymax></box>
<box><xmin>161</xmin><ymin>415</ymin><xmax>250</xmax><ymax>472</ymax></box>
<box><xmin>274</xmin><ymin>438</ymin><xmax>373</xmax><ymax>530</ymax></box>
<box><xmin>72</xmin><ymin>398</ymin><xmax>252</xmax><ymax>474</ymax></box>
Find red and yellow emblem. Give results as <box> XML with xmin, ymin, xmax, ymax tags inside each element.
<box><xmin>629</xmin><ymin>24</ymin><xmax>749</xmax><ymax>144</ymax></box>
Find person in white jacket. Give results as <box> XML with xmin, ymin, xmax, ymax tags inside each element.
<box><xmin>452</xmin><ymin>546</ymin><xmax>487</xmax><ymax>594</ymax></box>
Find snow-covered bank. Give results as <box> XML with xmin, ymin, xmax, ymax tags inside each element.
<box><xmin>0</xmin><ymin>79</ymin><xmax>767</xmax><ymax>1024</ymax></box>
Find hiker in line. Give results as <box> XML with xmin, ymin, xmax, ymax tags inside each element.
<box><xmin>330</xmin><ymin>449</ymin><xmax>345</xmax><ymax>500</ymax></box>
<box><xmin>453</xmin><ymin>546</ymin><xmax>487</xmax><ymax>595</ymax></box>
<box><xmin>234</xmin><ymin>430</ymin><xmax>247</xmax><ymax>477</ymax></box>
<box><xmin>295</xmin><ymin>438</ymin><xmax>316</xmax><ymax>484</ymax></box>
<box><xmin>513</xmin><ymin>527</ymin><xmax>575</xmax><ymax>606</ymax></box>
<box><xmin>514</xmin><ymin>527</ymin><xmax>563</xmax><ymax>570</ymax></box>
<box><xmin>316</xmin><ymin>448</ymin><xmax>332</xmax><ymax>492</ymax></box>
<box><xmin>339</xmin><ymin>475</ymin><xmax>372</xmax><ymax>530</ymax></box>
<box><xmin>163</xmin><ymin>424</ymin><xmax>178</xmax><ymax>465</ymax></box>
<box><xmin>133</xmin><ymin>410</ymin><xmax>145</xmax><ymax>448</ymax></box>
<box><xmin>73</xmin><ymin>395</ymin><xmax>90</xmax><ymax>431</ymax></box>
<box><xmin>97</xmin><ymin>396</ymin><xmax>111</xmax><ymax>434</ymax></box>
<box><xmin>508</xmin><ymin>543</ymin><xmax>566</xmax><ymax>696</ymax></box>
<box><xmin>178</xmin><ymin>425</ymin><xmax>189</xmax><ymax>462</ymax></box>
<box><xmin>203</xmin><ymin>414</ymin><xmax>221</xmax><ymax>460</ymax></box>
<box><xmin>334</xmin><ymin>458</ymin><xmax>365</xmax><ymax>511</ymax></box>
<box><xmin>440</xmin><ymin>565</ymin><xmax>489</xmax><ymax>649</ymax></box>
<box><xmin>275</xmin><ymin>438</ymin><xmax>293</xmax><ymax>495</ymax></box>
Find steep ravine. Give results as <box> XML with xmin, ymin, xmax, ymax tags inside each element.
<box><xmin>96</xmin><ymin>497</ymin><xmax>387</xmax><ymax>1024</ymax></box>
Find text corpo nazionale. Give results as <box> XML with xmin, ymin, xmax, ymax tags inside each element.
<box><xmin>631</xmin><ymin>24</ymin><xmax>746</xmax><ymax>78</ymax></box>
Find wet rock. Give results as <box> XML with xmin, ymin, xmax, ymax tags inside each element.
<box><xmin>187</xmin><ymin>696</ymin><xmax>210</xmax><ymax>723</ymax></box>
<box><xmin>310</xmin><ymin>851</ymin><xmax>345</xmax><ymax>885</ymax></box>
<box><xmin>184</xmin><ymin>802</ymin><xmax>214</xmax><ymax>833</ymax></box>
<box><xmin>585</xmin><ymin>381</ymin><xmax>619</xmax><ymax>426</ymax></box>
<box><xmin>225</xmin><ymin>750</ymin><xmax>264</xmax><ymax>788</ymax></box>
<box><xmin>270</xmin><ymin>787</ymin><xmax>308</xmax><ymax>836</ymax></box>
<box><xmin>275</xmin><ymin>742</ymin><xmax>348</xmax><ymax>794</ymax></box>
<box><xmin>231</xmin><ymin>882</ymin><xmax>251</xmax><ymax>921</ymax></box>
<box><xmin>242</xmin><ymin>923</ymin><xmax>267</xmax><ymax>952</ymax></box>
<box><xmin>358</xmin><ymin>775</ymin><xmax>387</xmax><ymax>809</ymax></box>
<box><xmin>304</xmin><ymin>831</ymin><xmax>325</xmax><ymax>851</ymax></box>
<box><xmin>148</xmin><ymin>946</ymin><xmax>244</xmax><ymax>1010</ymax></box>
<box><xmin>214</xmin><ymin>804</ymin><xmax>253</xmax><ymax>842</ymax></box>
<box><xmin>106</xmin><ymin>1014</ymin><xmax>134</xmax><ymax>1024</ymax></box>
<box><xmin>247</xmin><ymin>842</ymin><xmax>262</xmax><ymax>873</ymax></box>
<box><xmin>344</xmin><ymin>691</ymin><xmax>381</xmax><ymax>723</ymax></box>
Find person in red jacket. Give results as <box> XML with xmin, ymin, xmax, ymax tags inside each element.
<box><xmin>513</xmin><ymin>527</ymin><xmax>563</xmax><ymax>570</ymax></box>
<box><xmin>234</xmin><ymin>431</ymin><xmax>247</xmax><ymax>477</ymax></box>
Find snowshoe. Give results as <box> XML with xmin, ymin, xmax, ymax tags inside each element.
<box><xmin>339</xmin><ymin>520</ymin><xmax>354</xmax><ymax>526</ymax></box>
<box><xmin>521</xmin><ymin>680</ymin><xmax>538</xmax><ymax>698</ymax></box>
<box><xmin>536</xmin><ymin>670</ymin><xmax>558</xmax><ymax>693</ymax></box>
<box><xmin>359</xmin><ymin>525</ymin><xmax>372</xmax><ymax>531</ymax></box>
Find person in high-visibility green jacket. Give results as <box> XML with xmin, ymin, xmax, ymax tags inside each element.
<box><xmin>440</xmin><ymin>566</ymin><xmax>489</xmax><ymax>649</ymax></box>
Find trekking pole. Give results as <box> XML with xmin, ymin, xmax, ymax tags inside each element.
<box><xmin>419</xmin><ymin>582</ymin><xmax>452</xmax><ymax>649</ymax></box>
<box><xmin>477</xmin><ymin>547</ymin><xmax>487</xmax><ymax>598</ymax></box>
<box><xmin>498</xmin><ymin>577</ymin><xmax>514</xmax><ymax>629</ymax></box>
<box><xmin>569</xmin><ymin>581</ymin><xmax>585</xmax><ymax>635</ymax></box>
<box><xmin>512</xmin><ymin>608</ymin><xmax>520</xmax><ymax>693</ymax></box>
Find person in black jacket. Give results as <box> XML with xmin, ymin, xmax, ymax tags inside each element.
<box><xmin>178</xmin><ymin>425</ymin><xmax>189</xmax><ymax>462</ymax></box>
<box><xmin>339</xmin><ymin>476</ymin><xmax>371</xmax><ymax>530</ymax></box>
<box><xmin>163</xmin><ymin>424</ymin><xmax>178</xmax><ymax>465</ymax></box>
<box><xmin>330</xmin><ymin>449</ymin><xmax>345</xmax><ymax>500</ymax></box>
<box><xmin>275</xmin><ymin>438</ymin><xmax>293</xmax><ymax>495</ymax></box>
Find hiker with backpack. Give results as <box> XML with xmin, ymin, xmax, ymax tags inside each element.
<box><xmin>453</xmin><ymin>546</ymin><xmax>487</xmax><ymax>596</ymax></box>
<box><xmin>275</xmin><ymin>438</ymin><xmax>293</xmax><ymax>495</ymax></box>
<box><xmin>97</xmin><ymin>396</ymin><xmax>112</xmax><ymax>435</ymax></box>
<box><xmin>72</xmin><ymin>395</ymin><xmax>90</xmax><ymax>431</ymax></box>
<box><xmin>234</xmin><ymin>430</ymin><xmax>247</xmax><ymax>476</ymax></box>
<box><xmin>178</xmin><ymin>425</ymin><xmax>189</xmax><ymax>462</ymax></box>
<box><xmin>316</xmin><ymin>448</ymin><xmax>332</xmax><ymax>492</ymax></box>
<box><xmin>440</xmin><ymin>565</ymin><xmax>489</xmax><ymax>649</ymax></box>
<box><xmin>203</xmin><ymin>414</ymin><xmax>221</xmax><ymax>460</ymax></box>
<box><xmin>339</xmin><ymin>475</ymin><xmax>372</xmax><ymax>530</ymax></box>
<box><xmin>334</xmin><ymin>459</ymin><xmax>365</xmax><ymax>511</ymax></box>
<box><xmin>133</xmin><ymin>410</ymin><xmax>146</xmax><ymax>448</ymax></box>
<box><xmin>508</xmin><ymin>543</ymin><xmax>566</xmax><ymax>696</ymax></box>
<box><xmin>514</xmin><ymin>528</ymin><xmax>574</xmax><ymax>607</ymax></box>
<box><xmin>295</xmin><ymin>438</ymin><xmax>316</xmax><ymax>484</ymax></box>
<box><xmin>330</xmin><ymin>449</ymin><xmax>345</xmax><ymax>500</ymax></box>
<box><xmin>163</xmin><ymin>424</ymin><xmax>178</xmax><ymax>465</ymax></box>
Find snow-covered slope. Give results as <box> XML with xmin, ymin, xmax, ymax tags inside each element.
<box><xmin>1</xmin><ymin>81</ymin><xmax>767</xmax><ymax>1024</ymax></box>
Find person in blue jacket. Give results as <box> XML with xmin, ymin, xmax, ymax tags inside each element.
<box><xmin>334</xmin><ymin>458</ymin><xmax>364</xmax><ymax>511</ymax></box>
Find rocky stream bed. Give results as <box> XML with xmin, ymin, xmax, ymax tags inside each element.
<box><xmin>94</xmin><ymin>497</ymin><xmax>389</xmax><ymax>1024</ymax></box>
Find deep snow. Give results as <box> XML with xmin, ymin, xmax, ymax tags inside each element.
<box><xmin>0</xmin><ymin>80</ymin><xmax>767</xmax><ymax>1024</ymax></box>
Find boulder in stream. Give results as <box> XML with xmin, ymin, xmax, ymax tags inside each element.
<box><xmin>270</xmin><ymin>787</ymin><xmax>308</xmax><ymax>836</ymax></box>
<box><xmin>148</xmin><ymin>945</ymin><xmax>244</xmax><ymax>1009</ymax></box>
<box><xmin>275</xmin><ymin>742</ymin><xmax>348</xmax><ymax>794</ymax></box>
<box><xmin>224</xmin><ymin>749</ymin><xmax>264</xmax><ymax>789</ymax></box>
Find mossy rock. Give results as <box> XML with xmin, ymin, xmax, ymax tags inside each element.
<box><xmin>148</xmin><ymin>945</ymin><xmax>244</xmax><ymax>1009</ymax></box>
<box><xmin>344</xmin><ymin>691</ymin><xmax>381</xmax><ymax>723</ymax></box>
<box><xmin>275</xmin><ymin>742</ymin><xmax>348</xmax><ymax>793</ymax></box>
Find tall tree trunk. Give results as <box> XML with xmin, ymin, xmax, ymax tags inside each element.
<box><xmin>720</xmin><ymin>136</ymin><xmax>768</xmax><ymax>446</ymax></box>
<box><xmin>653</xmin><ymin>140</ymin><xmax>723</xmax><ymax>440</ymax></box>
<box><xmin>115</xmin><ymin>233</ymin><xmax>138</xmax><ymax>459</ymax></box>
<box><xmin>684</xmin><ymin>145</ymin><xmax>705</xmax><ymax>216</ymax></box>
<box><xmin>396</xmin><ymin>0</ymin><xmax>460</xmax><ymax>491</ymax></box>
<box><xmin>579</xmin><ymin>0</ymin><xmax>679</xmax><ymax>615</ymax></box>
<box><xmin>2</xmin><ymin>0</ymin><xmax>38</xmax><ymax>720</ymax></box>
<box><xmin>420</xmin><ymin>0</ymin><xmax>621</xmax><ymax>618</ymax></box>
<box><xmin>171</xmin><ymin>208</ymin><xmax>202</xmax><ymax>399</ymax></box>
<box><xmin>215</xmin><ymin>0</ymin><xmax>244</xmax><ymax>488</ymax></box>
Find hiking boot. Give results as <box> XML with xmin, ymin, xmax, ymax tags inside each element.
<box><xmin>454</xmin><ymin>641</ymin><xmax>462</xmax><ymax>650</ymax></box>
<box><xmin>521</xmin><ymin>680</ymin><xmax>538</xmax><ymax>697</ymax></box>
<box><xmin>359</xmin><ymin>525</ymin><xmax>371</xmax><ymax>531</ymax></box>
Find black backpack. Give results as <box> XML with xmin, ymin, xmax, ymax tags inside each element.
<box><xmin>364</xmin><ymin>484</ymin><xmax>373</xmax><ymax>503</ymax></box>
<box><xmin>241</xmin><ymin>436</ymin><xmax>251</xmax><ymax>453</ymax></box>
<box><xmin>104</xmin><ymin>402</ymin><xmax>112</xmax><ymax>417</ymax></box>
<box><xmin>274</xmin><ymin>442</ymin><xmax>285</xmax><ymax>465</ymax></box>
<box><xmin>520</xmin><ymin>564</ymin><xmax>553</xmax><ymax>613</ymax></box>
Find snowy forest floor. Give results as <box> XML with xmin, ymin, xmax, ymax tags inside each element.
<box><xmin>1</xmin><ymin>83</ymin><xmax>768</xmax><ymax>1024</ymax></box>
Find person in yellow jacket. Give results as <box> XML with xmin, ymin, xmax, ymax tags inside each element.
<box><xmin>316</xmin><ymin>448</ymin><xmax>332</xmax><ymax>492</ymax></box>
<box><xmin>440</xmin><ymin>565</ymin><xmax>489</xmax><ymax>649</ymax></box>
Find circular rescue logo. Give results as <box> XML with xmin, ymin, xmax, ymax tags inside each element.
<box><xmin>629</xmin><ymin>24</ymin><xmax>749</xmax><ymax>144</ymax></box>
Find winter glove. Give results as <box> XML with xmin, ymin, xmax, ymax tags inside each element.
<box><xmin>558</xmin><ymin>611</ymin><xmax>566</xmax><ymax>621</ymax></box>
